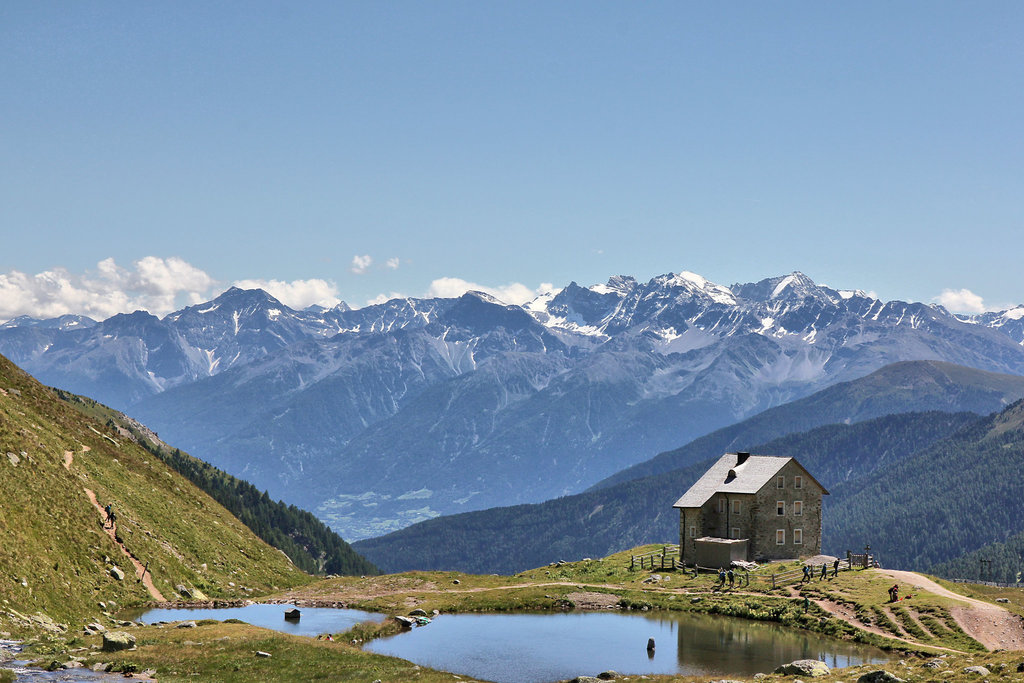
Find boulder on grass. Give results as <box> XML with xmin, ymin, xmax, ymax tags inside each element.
<box><xmin>102</xmin><ymin>631</ymin><xmax>136</xmax><ymax>652</ymax></box>
<box><xmin>774</xmin><ymin>659</ymin><xmax>830</xmax><ymax>677</ymax></box>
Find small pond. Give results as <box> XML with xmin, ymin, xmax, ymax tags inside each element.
<box><xmin>131</xmin><ymin>604</ymin><xmax>890</xmax><ymax>682</ymax></box>
<box><xmin>128</xmin><ymin>603</ymin><xmax>384</xmax><ymax>638</ymax></box>
<box><xmin>366</xmin><ymin>611</ymin><xmax>890</xmax><ymax>683</ymax></box>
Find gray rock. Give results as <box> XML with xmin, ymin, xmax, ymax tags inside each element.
<box><xmin>101</xmin><ymin>631</ymin><xmax>136</xmax><ymax>652</ymax></box>
<box><xmin>176</xmin><ymin>620</ymin><xmax>198</xmax><ymax>628</ymax></box>
<box><xmin>996</xmin><ymin>597</ymin><xmax>1010</xmax><ymax>603</ymax></box>
<box><xmin>394</xmin><ymin>616</ymin><xmax>416</xmax><ymax>628</ymax></box>
<box><xmin>924</xmin><ymin>658</ymin><xmax>946</xmax><ymax>669</ymax></box>
<box><xmin>775</xmin><ymin>660</ymin><xmax>830</xmax><ymax>677</ymax></box>
<box><xmin>962</xmin><ymin>666</ymin><xmax>990</xmax><ymax>676</ymax></box>
<box><xmin>255</xmin><ymin>650</ymin><xmax>271</xmax><ymax>658</ymax></box>
<box><xmin>91</xmin><ymin>662</ymin><xmax>112</xmax><ymax>672</ymax></box>
<box><xmin>409</xmin><ymin>608</ymin><xmax>428</xmax><ymax>617</ymax></box>
<box><xmin>569</xmin><ymin>678</ymin><xmax>601</xmax><ymax>683</ymax></box>
<box><xmin>857</xmin><ymin>672</ymin><xmax>905</xmax><ymax>683</ymax></box>
<box><xmin>109</xmin><ymin>566</ymin><xmax>125</xmax><ymax>581</ymax></box>
<box><xmin>176</xmin><ymin>584</ymin><xmax>193</xmax><ymax>599</ymax></box>
<box><xmin>452</xmin><ymin>579</ymin><xmax>461</xmax><ymax>584</ymax></box>
<box><xmin>597</xmin><ymin>672</ymin><xmax>621</xmax><ymax>680</ymax></box>
<box><xmin>83</xmin><ymin>622</ymin><xmax>106</xmax><ymax>635</ymax></box>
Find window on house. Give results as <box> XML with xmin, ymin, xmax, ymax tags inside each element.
<box><xmin>794</xmin><ymin>528</ymin><xmax>803</xmax><ymax>545</ymax></box>
<box><xmin>689</xmin><ymin>526</ymin><xmax>696</xmax><ymax>538</ymax></box>
<box><xmin>776</xmin><ymin>529</ymin><xmax>785</xmax><ymax>545</ymax></box>
<box><xmin>731</xmin><ymin>527</ymin><xmax>741</xmax><ymax>539</ymax></box>
<box><xmin>777</xmin><ymin>501</ymin><xmax>785</xmax><ymax>516</ymax></box>
<box><xmin>777</xmin><ymin>475</ymin><xmax>785</xmax><ymax>489</ymax></box>
<box><xmin>731</xmin><ymin>500</ymin><xmax>741</xmax><ymax>515</ymax></box>
<box><xmin>795</xmin><ymin>475</ymin><xmax>803</xmax><ymax>489</ymax></box>
<box><xmin>794</xmin><ymin>500</ymin><xmax>803</xmax><ymax>516</ymax></box>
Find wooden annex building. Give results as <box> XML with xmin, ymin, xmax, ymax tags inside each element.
<box><xmin>673</xmin><ymin>452</ymin><xmax>828</xmax><ymax>567</ymax></box>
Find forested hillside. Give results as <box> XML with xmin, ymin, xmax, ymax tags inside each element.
<box><xmin>354</xmin><ymin>411</ymin><xmax>976</xmax><ymax>574</ymax></box>
<box><xmin>54</xmin><ymin>390</ymin><xmax>379</xmax><ymax>577</ymax></box>
<box><xmin>826</xmin><ymin>399</ymin><xmax>1024</xmax><ymax>573</ymax></box>
<box><xmin>592</xmin><ymin>360</ymin><xmax>1024</xmax><ymax>490</ymax></box>
<box><xmin>930</xmin><ymin>531</ymin><xmax>1024</xmax><ymax>584</ymax></box>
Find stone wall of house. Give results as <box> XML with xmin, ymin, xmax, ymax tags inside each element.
<box><xmin>679</xmin><ymin>493</ymin><xmax>756</xmax><ymax>565</ymax></box>
<box><xmin>678</xmin><ymin>459</ymin><xmax>825</xmax><ymax>565</ymax></box>
<box><xmin>750</xmin><ymin>460</ymin><xmax>823</xmax><ymax>561</ymax></box>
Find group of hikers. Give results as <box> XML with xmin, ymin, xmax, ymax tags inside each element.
<box><xmin>802</xmin><ymin>558</ymin><xmax>840</xmax><ymax>582</ymax></box>
<box><xmin>715</xmin><ymin>567</ymin><xmax>738</xmax><ymax>589</ymax></box>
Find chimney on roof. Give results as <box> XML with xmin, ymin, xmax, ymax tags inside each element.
<box><xmin>736</xmin><ymin>452</ymin><xmax>750</xmax><ymax>466</ymax></box>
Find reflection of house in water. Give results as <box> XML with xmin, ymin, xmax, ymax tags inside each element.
<box><xmin>671</xmin><ymin>612</ymin><xmax>885</xmax><ymax>672</ymax></box>
<box><xmin>673</xmin><ymin>452</ymin><xmax>828</xmax><ymax>566</ymax></box>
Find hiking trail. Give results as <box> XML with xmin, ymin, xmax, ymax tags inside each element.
<box><xmin>64</xmin><ymin>446</ymin><xmax>166</xmax><ymax>602</ymax></box>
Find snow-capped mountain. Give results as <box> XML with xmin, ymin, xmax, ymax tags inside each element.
<box><xmin>4</xmin><ymin>270</ymin><xmax>1024</xmax><ymax>540</ymax></box>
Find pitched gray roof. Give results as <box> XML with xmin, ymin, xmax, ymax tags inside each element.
<box><xmin>673</xmin><ymin>453</ymin><xmax>793</xmax><ymax>508</ymax></box>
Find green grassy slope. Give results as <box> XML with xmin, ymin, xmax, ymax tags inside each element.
<box><xmin>0</xmin><ymin>354</ymin><xmax>313</xmax><ymax>630</ymax></box>
<box><xmin>53</xmin><ymin>389</ymin><xmax>378</xmax><ymax>577</ymax></box>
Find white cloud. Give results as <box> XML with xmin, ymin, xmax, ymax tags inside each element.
<box><xmin>366</xmin><ymin>291</ymin><xmax>408</xmax><ymax>306</ymax></box>
<box><xmin>233</xmin><ymin>278</ymin><xmax>342</xmax><ymax>310</ymax></box>
<box><xmin>351</xmin><ymin>254</ymin><xmax>373</xmax><ymax>274</ymax></box>
<box><xmin>934</xmin><ymin>288</ymin><xmax>988</xmax><ymax>314</ymax></box>
<box><xmin>0</xmin><ymin>257</ymin><xmax>217</xmax><ymax>322</ymax></box>
<box><xmin>425</xmin><ymin>277</ymin><xmax>542</xmax><ymax>305</ymax></box>
<box><xmin>386</xmin><ymin>257</ymin><xmax>400</xmax><ymax>270</ymax></box>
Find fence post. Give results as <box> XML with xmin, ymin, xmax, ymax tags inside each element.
<box><xmin>771</xmin><ymin>573</ymin><xmax>776</xmax><ymax>589</ymax></box>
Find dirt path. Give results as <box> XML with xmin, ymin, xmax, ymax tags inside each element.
<box><xmin>64</xmin><ymin>446</ymin><xmax>165</xmax><ymax>602</ymax></box>
<box><xmin>878</xmin><ymin>569</ymin><xmax>1024</xmax><ymax>651</ymax></box>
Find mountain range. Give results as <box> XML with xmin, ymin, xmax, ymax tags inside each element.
<box><xmin>5</xmin><ymin>270</ymin><xmax>1024</xmax><ymax>540</ymax></box>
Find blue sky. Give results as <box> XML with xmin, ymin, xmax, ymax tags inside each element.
<box><xmin>2</xmin><ymin>2</ymin><xmax>1022</xmax><ymax>320</ymax></box>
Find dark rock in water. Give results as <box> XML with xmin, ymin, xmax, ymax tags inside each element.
<box><xmin>394</xmin><ymin>616</ymin><xmax>416</xmax><ymax>628</ymax></box>
<box><xmin>102</xmin><ymin>631</ymin><xmax>136</xmax><ymax>652</ymax></box>
<box><xmin>775</xmin><ymin>659</ymin><xmax>830</xmax><ymax>677</ymax></box>
<box><xmin>284</xmin><ymin>608</ymin><xmax>300</xmax><ymax>621</ymax></box>
<box><xmin>646</xmin><ymin>637</ymin><xmax>655</xmax><ymax>651</ymax></box>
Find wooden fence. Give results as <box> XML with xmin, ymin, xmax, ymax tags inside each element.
<box><xmin>629</xmin><ymin>545</ymin><xmax>680</xmax><ymax>571</ymax></box>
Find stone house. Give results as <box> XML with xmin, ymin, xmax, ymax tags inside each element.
<box><xmin>672</xmin><ymin>452</ymin><xmax>828</xmax><ymax>567</ymax></box>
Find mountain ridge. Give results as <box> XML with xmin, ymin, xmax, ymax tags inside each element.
<box><xmin>6</xmin><ymin>270</ymin><xmax>1024</xmax><ymax>539</ymax></box>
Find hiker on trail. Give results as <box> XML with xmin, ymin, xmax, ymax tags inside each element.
<box><xmin>820</xmin><ymin>563</ymin><xmax>827</xmax><ymax>580</ymax></box>
<box><xmin>717</xmin><ymin>568</ymin><xmax>726</xmax><ymax>588</ymax></box>
<box><xmin>832</xmin><ymin>558</ymin><xmax>840</xmax><ymax>578</ymax></box>
<box><xmin>803</xmin><ymin>596</ymin><xmax>810</xmax><ymax>613</ymax></box>
<box><xmin>802</xmin><ymin>565</ymin><xmax>811</xmax><ymax>582</ymax></box>
<box><xmin>104</xmin><ymin>503</ymin><xmax>113</xmax><ymax>527</ymax></box>
<box><xmin>727</xmin><ymin>568</ymin><xmax>735</xmax><ymax>588</ymax></box>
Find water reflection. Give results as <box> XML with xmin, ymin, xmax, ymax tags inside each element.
<box><xmin>367</xmin><ymin>610</ymin><xmax>889</xmax><ymax>683</ymax></box>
